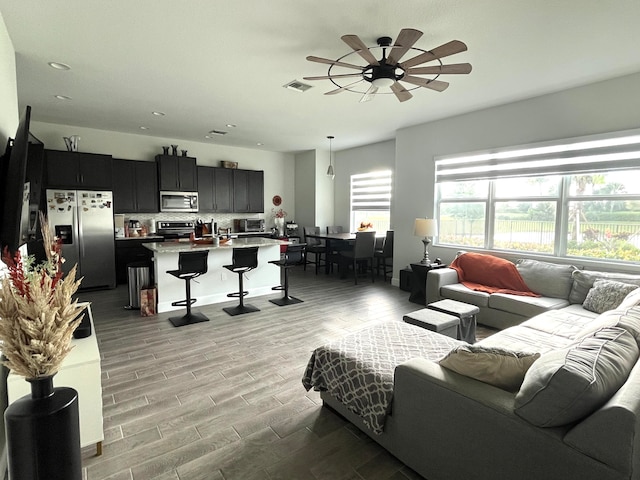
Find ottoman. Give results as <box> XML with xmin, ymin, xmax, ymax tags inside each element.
<box><xmin>403</xmin><ymin>308</ymin><xmax>459</xmax><ymax>339</ymax></box>
<box><xmin>427</xmin><ymin>299</ymin><xmax>479</xmax><ymax>343</ymax></box>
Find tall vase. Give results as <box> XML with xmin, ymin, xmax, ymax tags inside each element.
<box><xmin>274</xmin><ymin>217</ymin><xmax>285</xmax><ymax>237</ymax></box>
<box><xmin>5</xmin><ymin>375</ymin><xmax>82</xmax><ymax>480</ymax></box>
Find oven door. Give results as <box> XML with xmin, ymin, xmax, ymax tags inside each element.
<box><xmin>159</xmin><ymin>192</ymin><xmax>198</xmax><ymax>212</ymax></box>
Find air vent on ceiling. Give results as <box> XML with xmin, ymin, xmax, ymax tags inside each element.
<box><xmin>283</xmin><ymin>80</ymin><xmax>313</xmax><ymax>93</ymax></box>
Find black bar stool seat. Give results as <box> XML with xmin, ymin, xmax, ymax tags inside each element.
<box><xmin>269</xmin><ymin>244</ymin><xmax>306</xmax><ymax>306</ymax></box>
<box><xmin>167</xmin><ymin>250</ymin><xmax>209</xmax><ymax>327</ymax></box>
<box><xmin>223</xmin><ymin>247</ymin><xmax>260</xmax><ymax>316</ymax></box>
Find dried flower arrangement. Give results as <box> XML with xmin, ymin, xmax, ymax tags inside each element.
<box><xmin>0</xmin><ymin>213</ymin><xmax>84</xmax><ymax>379</ymax></box>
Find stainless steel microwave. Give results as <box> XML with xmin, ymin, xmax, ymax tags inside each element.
<box><xmin>159</xmin><ymin>191</ymin><xmax>199</xmax><ymax>213</ymax></box>
<box><xmin>234</xmin><ymin>218</ymin><xmax>265</xmax><ymax>232</ymax></box>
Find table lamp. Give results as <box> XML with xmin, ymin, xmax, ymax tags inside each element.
<box><xmin>414</xmin><ymin>218</ymin><xmax>438</xmax><ymax>264</ymax></box>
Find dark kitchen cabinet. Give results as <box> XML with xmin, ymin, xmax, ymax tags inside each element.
<box><xmin>45</xmin><ymin>150</ymin><xmax>113</xmax><ymax>189</ymax></box>
<box><xmin>113</xmin><ymin>159</ymin><xmax>158</xmax><ymax>213</ymax></box>
<box><xmin>156</xmin><ymin>154</ymin><xmax>197</xmax><ymax>191</ymax></box>
<box><xmin>197</xmin><ymin>166</ymin><xmax>233</xmax><ymax>213</ymax></box>
<box><xmin>232</xmin><ymin>169</ymin><xmax>264</xmax><ymax>213</ymax></box>
<box><xmin>115</xmin><ymin>238</ymin><xmax>158</xmax><ymax>285</ymax></box>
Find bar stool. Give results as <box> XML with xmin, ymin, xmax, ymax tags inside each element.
<box><xmin>269</xmin><ymin>244</ymin><xmax>306</xmax><ymax>306</ymax></box>
<box><xmin>223</xmin><ymin>247</ymin><xmax>260</xmax><ymax>316</ymax></box>
<box><xmin>166</xmin><ymin>250</ymin><xmax>209</xmax><ymax>327</ymax></box>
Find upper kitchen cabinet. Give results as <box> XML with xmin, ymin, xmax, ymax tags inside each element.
<box><xmin>45</xmin><ymin>150</ymin><xmax>113</xmax><ymax>189</ymax></box>
<box><xmin>156</xmin><ymin>154</ymin><xmax>197</xmax><ymax>191</ymax></box>
<box><xmin>113</xmin><ymin>159</ymin><xmax>159</xmax><ymax>213</ymax></box>
<box><xmin>197</xmin><ymin>166</ymin><xmax>233</xmax><ymax>213</ymax></box>
<box><xmin>233</xmin><ymin>169</ymin><xmax>264</xmax><ymax>213</ymax></box>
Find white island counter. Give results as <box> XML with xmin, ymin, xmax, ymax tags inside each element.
<box><xmin>144</xmin><ymin>238</ymin><xmax>287</xmax><ymax>313</ymax></box>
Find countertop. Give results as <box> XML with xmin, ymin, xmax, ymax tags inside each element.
<box><xmin>116</xmin><ymin>235</ymin><xmax>164</xmax><ymax>241</ymax></box>
<box><xmin>142</xmin><ymin>237</ymin><xmax>290</xmax><ymax>253</ymax></box>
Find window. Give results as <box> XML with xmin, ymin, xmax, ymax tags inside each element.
<box><xmin>435</xmin><ymin>129</ymin><xmax>640</xmax><ymax>263</ymax></box>
<box><xmin>350</xmin><ymin>170</ymin><xmax>392</xmax><ymax>232</ymax></box>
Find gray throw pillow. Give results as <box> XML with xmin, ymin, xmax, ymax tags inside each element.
<box><xmin>569</xmin><ymin>270</ymin><xmax>640</xmax><ymax>304</ymax></box>
<box><xmin>583</xmin><ymin>280</ymin><xmax>638</xmax><ymax>314</ymax></box>
<box><xmin>514</xmin><ymin>327</ymin><xmax>639</xmax><ymax>427</ymax></box>
<box><xmin>440</xmin><ymin>345</ymin><xmax>540</xmax><ymax>392</ymax></box>
<box><xmin>516</xmin><ymin>259</ymin><xmax>576</xmax><ymax>299</ymax></box>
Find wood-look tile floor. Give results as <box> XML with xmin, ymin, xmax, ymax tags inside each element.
<box><xmin>78</xmin><ymin>267</ymin><xmax>494</xmax><ymax>480</ymax></box>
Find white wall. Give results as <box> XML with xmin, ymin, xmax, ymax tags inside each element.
<box><xmin>314</xmin><ymin>147</ymin><xmax>334</xmax><ymax>229</ymax></box>
<box><xmin>0</xmin><ymin>10</ymin><xmax>17</xmax><ymax>477</ymax></box>
<box><xmin>294</xmin><ymin>150</ymin><xmax>316</xmax><ymax>233</ymax></box>
<box><xmin>334</xmin><ymin>140</ymin><xmax>395</xmax><ymax>230</ymax></box>
<box><xmin>30</xmin><ymin>122</ymin><xmax>297</xmax><ymax>226</ymax></box>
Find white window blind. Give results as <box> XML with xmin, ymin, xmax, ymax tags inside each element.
<box><xmin>435</xmin><ymin>129</ymin><xmax>640</xmax><ymax>182</ymax></box>
<box><xmin>350</xmin><ymin>170</ymin><xmax>392</xmax><ymax>211</ymax></box>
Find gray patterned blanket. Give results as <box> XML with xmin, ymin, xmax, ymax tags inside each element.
<box><xmin>302</xmin><ymin>321</ymin><xmax>462</xmax><ymax>434</ymax></box>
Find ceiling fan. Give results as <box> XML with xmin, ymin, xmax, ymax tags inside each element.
<box><xmin>304</xmin><ymin>28</ymin><xmax>471</xmax><ymax>103</ymax></box>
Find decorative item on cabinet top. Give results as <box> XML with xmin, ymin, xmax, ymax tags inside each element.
<box><xmin>220</xmin><ymin>160</ymin><xmax>238</xmax><ymax>169</ymax></box>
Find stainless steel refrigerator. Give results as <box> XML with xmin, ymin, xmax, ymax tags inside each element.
<box><xmin>46</xmin><ymin>189</ymin><xmax>116</xmax><ymax>289</ymax></box>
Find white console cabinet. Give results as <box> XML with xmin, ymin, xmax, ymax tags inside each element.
<box><xmin>7</xmin><ymin>303</ymin><xmax>104</xmax><ymax>455</ymax></box>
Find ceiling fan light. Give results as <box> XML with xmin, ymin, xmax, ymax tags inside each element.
<box><xmin>371</xmin><ymin>77</ymin><xmax>395</xmax><ymax>88</ymax></box>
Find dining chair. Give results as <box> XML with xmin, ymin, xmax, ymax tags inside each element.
<box><xmin>339</xmin><ymin>231</ymin><xmax>376</xmax><ymax>284</ymax></box>
<box><xmin>326</xmin><ymin>226</ymin><xmax>344</xmax><ymax>234</ymax></box>
<box><xmin>374</xmin><ymin>230</ymin><xmax>394</xmax><ymax>282</ymax></box>
<box><xmin>326</xmin><ymin>225</ymin><xmax>349</xmax><ymax>272</ymax></box>
<box><xmin>303</xmin><ymin>226</ymin><xmax>326</xmax><ymax>274</ymax></box>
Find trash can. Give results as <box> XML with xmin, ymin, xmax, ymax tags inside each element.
<box><xmin>125</xmin><ymin>262</ymin><xmax>150</xmax><ymax>309</ymax></box>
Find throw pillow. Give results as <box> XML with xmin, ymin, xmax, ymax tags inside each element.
<box><xmin>439</xmin><ymin>345</ymin><xmax>540</xmax><ymax>391</ymax></box>
<box><xmin>514</xmin><ymin>327</ymin><xmax>639</xmax><ymax>427</ymax></box>
<box><xmin>516</xmin><ymin>259</ymin><xmax>576</xmax><ymax>299</ymax></box>
<box><xmin>582</xmin><ymin>280</ymin><xmax>639</xmax><ymax>314</ymax></box>
<box><xmin>569</xmin><ymin>270</ymin><xmax>640</xmax><ymax>304</ymax></box>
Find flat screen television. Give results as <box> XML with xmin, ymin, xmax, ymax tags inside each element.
<box><xmin>0</xmin><ymin>105</ymin><xmax>44</xmax><ymax>256</ymax></box>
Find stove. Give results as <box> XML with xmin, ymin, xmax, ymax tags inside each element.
<box><xmin>156</xmin><ymin>221</ymin><xmax>195</xmax><ymax>239</ymax></box>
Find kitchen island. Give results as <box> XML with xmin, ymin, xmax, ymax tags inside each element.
<box><xmin>144</xmin><ymin>238</ymin><xmax>287</xmax><ymax>313</ymax></box>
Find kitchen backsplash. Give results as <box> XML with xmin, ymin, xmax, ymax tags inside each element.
<box><xmin>118</xmin><ymin>212</ymin><xmax>275</xmax><ymax>234</ymax></box>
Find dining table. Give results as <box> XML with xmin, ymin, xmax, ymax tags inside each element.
<box><xmin>304</xmin><ymin>231</ymin><xmax>386</xmax><ymax>274</ymax></box>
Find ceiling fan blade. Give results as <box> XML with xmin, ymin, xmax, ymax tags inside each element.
<box><xmin>306</xmin><ymin>55</ymin><xmax>364</xmax><ymax>71</ymax></box>
<box><xmin>360</xmin><ymin>85</ymin><xmax>378</xmax><ymax>103</ymax></box>
<box><xmin>407</xmin><ymin>63</ymin><xmax>472</xmax><ymax>75</ymax></box>
<box><xmin>386</xmin><ymin>28</ymin><xmax>423</xmax><ymax>65</ymax></box>
<box><xmin>390</xmin><ymin>82</ymin><xmax>412</xmax><ymax>102</ymax></box>
<box><xmin>341</xmin><ymin>34</ymin><xmax>379</xmax><ymax>66</ymax></box>
<box><xmin>400</xmin><ymin>40</ymin><xmax>468</xmax><ymax>69</ymax></box>
<box><xmin>402</xmin><ymin>76</ymin><xmax>450</xmax><ymax>92</ymax></box>
<box><xmin>303</xmin><ymin>73</ymin><xmax>363</xmax><ymax>81</ymax></box>
<box><xmin>325</xmin><ymin>79</ymin><xmax>365</xmax><ymax>95</ymax></box>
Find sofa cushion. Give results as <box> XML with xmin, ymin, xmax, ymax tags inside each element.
<box><xmin>569</xmin><ymin>270</ymin><xmax>640</xmax><ymax>304</ymax></box>
<box><xmin>440</xmin><ymin>283</ymin><xmax>490</xmax><ymax>308</ymax></box>
<box><xmin>440</xmin><ymin>345</ymin><xmax>540</xmax><ymax>391</ymax></box>
<box><xmin>516</xmin><ymin>259</ymin><xmax>576</xmax><ymax>299</ymax></box>
<box><xmin>583</xmin><ymin>280</ymin><xmax>638</xmax><ymax>314</ymax></box>
<box><xmin>618</xmin><ymin>286</ymin><xmax>640</xmax><ymax>310</ymax></box>
<box><xmin>514</xmin><ymin>327</ymin><xmax>639</xmax><ymax>427</ymax></box>
<box><xmin>575</xmin><ymin>307</ymin><xmax>640</xmax><ymax>346</ymax></box>
<box><xmin>488</xmin><ymin>293</ymin><xmax>568</xmax><ymax>318</ymax></box>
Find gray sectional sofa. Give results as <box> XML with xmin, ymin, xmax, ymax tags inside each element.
<box><xmin>426</xmin><ymin>256</ymin><xmax>640</xmax><ymax>330</ymax></box>
<box><xmin>304</xmin><ymin>255</ymin><xmax>640</xmax><ymax>480</ymax></box>
<box><xmin>316</xmin><ymin>297</ymin><xmax>640</xmax><ymax>480</ymax></box>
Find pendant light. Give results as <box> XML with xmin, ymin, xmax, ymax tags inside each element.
<box><xmin>326</xmin><ymin>135</ymin><xmax>335</xmax><ymax>179</ymax></box>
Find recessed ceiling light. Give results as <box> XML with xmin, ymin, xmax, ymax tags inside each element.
<box><xmin>152</xmin><ymin>111</ymin><xmax>165</xmax><ymax>116</ymax></box>
<box><xmin>54</xmin><ymin>95</ymin><xmax>71</xmax><ymax>100</ymax></box>
<box><xmin>48</xmin><ymin>62</ymin><xmax>71</xmax><ymax>70</ymax></box>
<box><xmin>139</xmin><ymin>126</ymin><xmax>149</xmax><ymax>130</ymax></box>
<box><xmin>205</xmin><ymin>135</ymin><xmax>211</xmax><ymax>139</ymax></box>
<box><xmin>226</xmin><ymin>124</ymin><xmax>237</xmax><ymax>128</ymax></box>
<box><xmin>256</xmin><ymin>142</ymin><xmax>263</xmax><ymax>146</ymax></box>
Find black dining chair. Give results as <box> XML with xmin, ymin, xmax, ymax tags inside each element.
<box><xmin>166</xmin><ymin>250</ymin><xmax>210</xmax><ymax>327</ymax></box>
<box><xmin>268</xmin><ymin>244</ymin><xmax>306</xmax><ymax>306</ymax></box>
<box><xmin>339</xmin><ymin>231</ymin><xmax>376</xmax><ymax>284</ymax></box>
<box><xmin>375</xmin><ymin>230</ymin><xmax>394</xmax><ymax>282</ymax></box>
<box><xmin>223</xmin><ymin>247</ymin><xmax>260</xmax><ymax>316</ymax></box>
<box><xmin>303</xmin><ymin>226</ymin><xmax>326</xmax><ymax>274</ymax></box>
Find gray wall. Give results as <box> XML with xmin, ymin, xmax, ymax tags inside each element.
<box><xmin>333</xmin><ymin>71</ymin><xmax>640</xmax><ymax>284</ymax></box>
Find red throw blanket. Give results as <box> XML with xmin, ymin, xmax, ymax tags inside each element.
<box><xmin>449</xmin><ymin>252</ymin><xmax>539</xmax><ymax>297</ymax></box>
